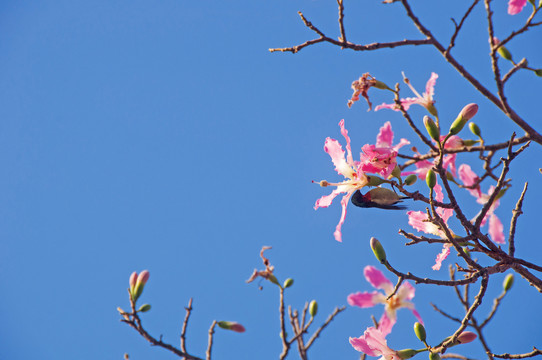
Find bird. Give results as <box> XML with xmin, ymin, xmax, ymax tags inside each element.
<box><xmin>351</xmin><ymin>187</ymin><xmax>409</xmax><ymax>210</ymax></box>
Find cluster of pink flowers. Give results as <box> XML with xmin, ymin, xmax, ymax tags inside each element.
<box><xmin>314</xmin><ymin>120</ymin><xmax>408</xmax><ymax>241</ymax></box>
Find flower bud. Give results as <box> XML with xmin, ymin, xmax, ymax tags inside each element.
<box><xmin>405</xmin><ymin>174</ymin><xmax>417</xmax><ymax>186</ymax></box>
<box><xmin>217</xmin><ymin>321</ymin><xmax>246</xmax><ymax>333</ymax></box>
<box><xmin>397</xmin><ymin>349</ymin><xmax>420</xmax><ymax>359</ymax></box>
<box><xmin>414</xmin><ymin>322</ymin><xmax>427</xmax><ymax>342</ymax></box>
<box><xmin>469</xmin><ymin>122</ymin><xmax>482</xmax><ymax>137</ymax></box>
<box><xmin>497</xmin><ymin>45</ymin><xmax>513</xmax><ymax>61</ymax></box>
<box><xmin>391</xmin><ymin>165</ymin><xmax>402</xmax><ymax>181</ymax></box>
<box><xmin>367</xmin><ymin>176</ymin><xmax>386</xmax><ymax>186</ymax></box>
<box><xmin>535</xmin><ymin>69</ymin><xmax>542</xmax><ymax>77</ymax></box>
<box><xmin>370</xmin><ymin>237</ymin><xmax>387</xmax><ymax>263</ymax></box>
<box><xmin>132</xmin><ymin>270</ymin><xmax>150</xmax><ymax>302</ymax></box>
<box><xmin>375</xmin><ymin>80</ymin><xmax>392</xmax><ymax>91</ymax></box>
<box><xmin>426</xmin><ymin>169</ymin><xmax>437</xmax><ymax>189</ymax></box>
<box><xmin>138</xmin><ymin>304</ymin><xmax>151</xmax><ymax>312</ymax></box>
<box><xmin>424</xmin><ymin>116</ymin><xmax>440</xmax><ymax>142</ymax></box>
<box><xmin>283</xmin><ymin>278</ymin><xmax>294</xmax><ymax>289</ymax></box>
<box><xmin>456</xmin><ymin>331</ymin><xmax>477</xmax><ymax>344</ymax></box>
<box><xmin>463</xmin><ymin>247</ymin><xmax>471</xmax><ymax>258</ymax></box>
<box><xmin>503</xmin><ymin>273</ymin><xmax>514</xmax><ymax>292</ymax></box>
<box><xmin>129</xmin><ymin>272</ymin><xmax>138</xmax><ymax>293</ymax></box>
<box><xmin>268</xmin><ymin>274</ymin><xmax>281</xmax><ymax>287</ymax></box>
<box><xmin>461</xmin><ymin>139</ymin><xmax>480</xmax><ymax>146</ymax></box>
<box><xmin>429</xmin><ymin>352</ymin><xmax>441</xmax><ymax>360</ymax></box>
<box><xmin>309</xmin><ymin>300</ymin><xmax>318</xmax><ymax>317</ymax></box>
<box><xmin>449</xmin><ymin>104</ymin><xmax>478</xmax><ymax>135</ymax></box>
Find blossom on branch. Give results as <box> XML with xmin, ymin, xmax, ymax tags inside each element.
<box><xmin>360</xmin><ymin>122</ymin><xmax>410</xmax><ymax>178</ymax></box>
<box><xmin>458</xmin><ymin>165</ymin><xmax>505</xmax><ymax>244</ymax></box>
<box><xmin>347</xmin><ymin>266</ymin><xmax>423</xmax><ymax>336</ymax></box>
<box><xmin>407</xmin><ymin>184</ymin><xmax>455</xmax><ymax>270</ymax></box>
<box><xmin>314</xmin><ymin>120</ymin><xmax>369</xmax><ymax>242</ymax></box>
<box><xmin>508</xmin><ymin>0</ymin><xmax>527</xmax><ymax>15</ymax></box>
<box><xmin>350</xmin><ymin>326</ymin><xmax>400</xmax><ymax>360</ymax></box>
<box><xmin>375</xmin><ymin>72</ymin><xmax>438</xmax><ymax>117</ymax></box>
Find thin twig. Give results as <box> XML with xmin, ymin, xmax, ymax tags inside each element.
<box><xmin>180</xmin><ymin>298</ymin><xmax>193</xmax><ymax>355</ymax></box>
<box><xmin>508</xmin><ymin>183</ymin><xmax>528</xmax><ymax>257</ymax></box>
<box><xmin>305</xmin><ymin>306</ymin><xmax>346</xmax><ymax>349</ymax></box>
<box><xmin>206</xmin><ymin>321</ymin><xmax>217</xmax><ymax>360</ymax></box>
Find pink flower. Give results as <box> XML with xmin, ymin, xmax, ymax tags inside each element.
<box><xmin>360</xmin><ymin>122</ymin><xmax>410</xmax><ymax>178</ymax></box>
<box><xmin>458</xmin><ymin>164</ymin><xmax>482</xmax><ymax>198</ymax></box>
<box><xmin>458</xmin><ymin>165</ymin><xmax>505</xmax><ymax>244</ymax></box>
<box><xmin>402</xmin><ymin>153</ymin><xmax>456</xmax><ymax>179</ymax></box>
<box><xmin>407</xmin><ymin>185</ymin><xmax>454</xmax><ymax>270</ymax></box>
<box><xmin>347</xmin><ymin>266</ymin><xmax>423</xmax><ymax>336</ymax></box>
<box><xmin>508</xmin><ymin>0</ymin><xmax>527</xmax><ymax>14</ymax></box>
<box><xmin>375</xmin><ymin>73</ymin><xmax>438</xmax><ymax>117</ymax></box>
<box><xmin>350</xmin><ymin>326</ymin><xmax>400</xmax><ymax>360</ymax></box>
<box><xmin>314</xmin><ymin>120</ymin><xmax>369</xmax><ymax>242</ymax></box>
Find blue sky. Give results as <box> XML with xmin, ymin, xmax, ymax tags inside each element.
<box><xmin>0</xmin><ymin>1</ymin><xmax>541</xmax><ymax>359</ymax></box>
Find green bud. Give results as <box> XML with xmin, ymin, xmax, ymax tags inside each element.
<box><xmin>497</xmin><ymin>45</ymin><xmax>513</xmax><ymax>61</ymax></box>
<box><xmin>405</xmin><ymin>174</ymin><xmax>418</xmax><ymax>186</ymax></box>
<box><xmin>268</xmin><ymin>274</ymin><xmax>281</xmax><ymax>287</ymax></box>
<box><xmin>495</xmin><ymin>188</ymin><xmax>508</xmax><ymax>200</ymax></box>
<box><xmin>397</xmin><ymin>349</ymin><xmax>420</xmax><ymax>359</ymax></box>
<box><xmin>503</xmin><ymin>273</ymin><xmax>514</xmax><ymax>292</ymax></box>
<box><xmin>427</xmin><ymin>103</ymin><xmax>439</xmax><ymax>118</ymax></box>
<box><xmin>461</xmin><ymin>139</ymin><xmax>480</xmax><ymax>146</ymax></box>
<box><xmin>309</xmin><ymin>300</ymin><xmax>318</xmax><ymax>317</ymax></box>
<box><xmin>132</xmin><ymin>284</ymin><xmax>145</xmax><ymax>302</ymax></box>
<box><xmin>391</xmin><ymin>165</ymin><xmax>402</xmax><ymax>183</ymax></box>
<box><xmin>535</xmin><ymin>69</ymin><xmax>542</xmax><ymax>77</ymax></box>
<box><xmin>138</xmin><ymin>304</ymin><xmax>151</xmax><ymax>312</ymax></box>
<box><xmin>463</xmin><ymin>247</ymin><xmax>471</xmax><ymax>258</ymax></box>
<box><xmin>367</xmin><ymin>176</ymin><xmax>386</xmax><ymax>186</ymax></box>
<box><xmin>283</xmin><ymin>278</ymin><xmax>294</xmax><ymax>289</ymax></box>
<box><xmin>445</xmin><ymin>171</ymin><xmax>458</xmax><ymax>185</ymax></box>
<box><xmin>424</xmin><ymin>116</ymin><xmax>440</xmax><ymax>142</ymax></box>
<box><xmin>375</xmin><ymin>80</ymin><xmax>392</xmax><ymax>91</ymax></box>
<box><xmin>426</xmin><ymin>169</ymin><xmax>437</xmax><ymax>189</ymax></box>
<box><xmin>469</xmin><ymin>122</ymin><xmax>482</xmax><ymax>137</ymax></box>
<box><xmin>414</xmin><ymin>322</ymin><xmax>427</xmax><ymax>342</ymax></box>
<box><xmin>528</xmin><ymin>0</ymin><xmax>535</xmax><ymax>6</ymax></box>
<box><xmin>429</xmin><ymin>352</ymin><xmax>441</xmax><ymax>360</ymax></box>
<box><xmin>370</xmin><ymin>237</ymin><xmax>387</xmax><ymax>263</ymax></box>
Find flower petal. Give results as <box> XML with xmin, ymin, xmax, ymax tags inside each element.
<box><xmin>432</xmin><ymin>244</ymin><xmax>451</xmax><ymax>271</ymax></box>
<box><xmin>314</xmin><ymin>189</ymin><xmax>341</xmax><ymax>209</ymax></box>
<box><xmin>408</xmin><ymin>210</ymin><xmax>442</xmax><ymax>237</ymax></box>
<box><xmin>396</xmin><ymin>281</ymin><xmax>415</xmax><ymax>301</ymax></box>
<box><xmin>375</xmin><ymin>102</ymin><xmax>400</xmax><ymax>112</ymax></box>
<box><xmin>458</xmin><ymin>164</ymin><xmax>482</xmax><ymax>198</ymax></box>
<box><xmin>339</xmin><ymin>119</ymin><xmax>355</xmax><ymax>167</ymax></box>
<box><xmin>425</xmin><ymin>72</ymin><xmax>438</xmax><ymax>99</ymax></box>
<box><xmin>347</xmin><ymin>291</ymin><xmax>381</xmax><ymax>308</ymax></box>
<box><xmin>350</xmin><ymin>336</ymin><xmax>379</xmax><ymax>356</ymax></box>
<box><xmin>333</xmin><ymin>191</ymin><xmax>354</xmax><ymax>242</ymax></box>
<box><xmin>364</xmin><ymin>266</ymin><xmax>394</xmax><ymax>294</ymax></box>
<box><xmin>376</xmin><ymin>121</ymin><xmax>394</xmax><ymax>148</ymax></box>
<box><xmin>324</xmin><ymin>138</ymin><xmax>354</xmax><ymax>179</ymax></box>
<box><xmin>489</xmin><ymin>213</ymin><xmax>505</xmax><ymax>244</ymax></box>
<box><xmin>508</xmin><ymin>0</ymin><xmax>527</xmax><ymax>14</ymax></box>
<box><xmin>378</xmin><ymin>312</ymin><xmax>395</xmax><ymax>337</ymax></box>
